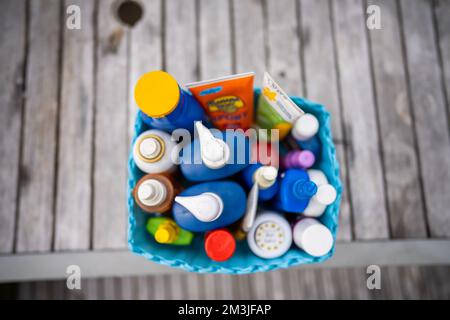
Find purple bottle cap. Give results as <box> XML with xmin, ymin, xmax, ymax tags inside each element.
<box><xmin>296</xmin><ymin>150</ymin><xmax>315</xmax><ymax>169</ymax></box>
<box><xmin>283</xmin><ymin>150</ymin><xmax>315</xmax><ymax>169</ymax></box>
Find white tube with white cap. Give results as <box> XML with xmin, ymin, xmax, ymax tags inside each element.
<box><xmin>293</xmin><ymin>218</ymin><xmax>333</xmax><ymax>257</ymax></box>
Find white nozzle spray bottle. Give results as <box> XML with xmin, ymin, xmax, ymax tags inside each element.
<box><xmin>302</xmin><ymin>169</ymin><xmax>337</xmax><ymax>217</ymax></box>
<box><xmin>195</xmin><ymin>121</ymin><xmax>230</xmax><ymax>169</ymax></box>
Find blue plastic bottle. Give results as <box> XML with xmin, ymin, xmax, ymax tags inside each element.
<box><xmin>291</xmin><ymin>113</ymin><xmax>321</xmax><ymax>157</ymax></box>
<box><xmin>180</xmin><ymin>121</ymin><xmax>251</xmax><ymax>181</ymax></box>
<box><xmin>241</xmin><ymin>163</ymin><xmax>279</xmax><ymax>201</ymax></box>
<box><xmin>172</xmin><ymin>181</ymin><xmax>247</xmax><ymax>232</ymax></box>
<box><xmin>273</xmin><ymin>168</ymin><xmax>318</xmax><ymax>213</ymax></box>
<box><xmin>134</xmin><ymin>71</ymin><xmax>207</xmax><ymax>132</ymax></box>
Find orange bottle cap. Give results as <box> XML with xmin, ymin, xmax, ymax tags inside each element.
<box><xmin>204</xmin><ymin>229</ymin><xmax>236</xmax><ymax>262</ymax></box>
<box><xmin>134</xmin><ymin>71</ymin><xmax>180</xmax><ymax>118</ymax></box>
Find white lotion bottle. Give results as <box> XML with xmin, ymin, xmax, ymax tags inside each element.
<box><xmin>293</xmin><ymin>218</ymin><xmax>333</xmax><ymax>257</ymax></box>
<box><xmin>302</xmin><ymin>169</ymin><xmax>337</xmax><ymax>217</ymax></box>
<box><xmin>133</xmin><ymin>129</ymin><xmax>178</xmax><ymax>174</ymax></box>
<box><xmin>247</xmin><ymin>211</ymin><xmax>292</xmax><ymax>259</ymax></box>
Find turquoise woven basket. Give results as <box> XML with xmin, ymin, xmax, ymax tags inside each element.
<box><xmin>127</xmin><ymin>89</ymin><xmax>342</xmax><ymax>274</ymax></box>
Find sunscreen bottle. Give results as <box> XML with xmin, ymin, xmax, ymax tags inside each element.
<box><xmin>204</xmin><ymin>229</ymin><xmax>236</xmax><ymax>262</ymax></box>
<box><xmin>302</xmin><ymin>169</ymin><xmax>337</xmax><ymax>217</ymax></box>
<box><xmin>273</xmin><ymin>169</ymin><xmax>318</xmax><ymax>213</ymax></box>
<box><xmin>241</xmin><ymin>163</ymin><xmax>279</xmax><ymax>201</ymax></box>
<box><xmin>234</xmin><ymin>182</ymin><xmax>259</xmax><ymax>241</ymax></box>
<box><xmin>134</xmin><ymin>71</ymin><xmax>206</xmax><ymax>132</ymax></box>
<box><xmin>172</xmin><ymin>180</ymin><xmax>246</xmax><ymax>232</ymax></box>
<box><xmin>146</xmin><ymin>217</ymin><xmax>193</xmax><ymax>245</ymax></box>
<box><xmin>291</xmin><ymin>113</ymin><xmax>321</xmax><ymax>157</ymax></box>
<box><xmin>133</xmin><ymin>173</ymin><xmax>181</xmax><ymax>214</ymax></box>
<box><xmin>247</xmin><ymin>211</ymin><xmax>292</xmax><ymax>259</ymax></box>
<box><xmin>179</xmin><ymin>121</ymin><xmax>251</xmax><ymax>181</ymax></box>
<box><xmin>292</xmin><ymin>218</ymin><xmax>333</xmax><ymax>257</ymax></box>
<box><xmin>133</xmin><ymin>129</ymin><xmax>178</xmax><ymax>174</ymax></box>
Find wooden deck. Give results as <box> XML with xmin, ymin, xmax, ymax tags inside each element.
<box><xmin>1</xmin><ymin>0</ymin><xmax>450</xmax><ymax>287</ymax></box>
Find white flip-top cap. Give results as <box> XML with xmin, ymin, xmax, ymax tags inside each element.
<box><xmin>293</xmin><ymin>218</ymin><xmax>333</xmax><ymax>257</ymax></box>
<box><xmin>253</xmin><ymin>166</ymin><xmax>278</xmax><ymax>189</ymax></box>
<box><xmin>139</xmin><ymin>137</ymin><xmax>162</xmax><ymax>159</ymax></box>
<box><xmin>175</xmin><ymin>192</ymin><xmax>224</xmax><ymax>222</ymax></box>
<box><xmin>241</xmin><ymin>183</ymin><xmax>259</xmax><ymax>232</ymax></box>
<box><xmin>315</xmin><ymin>184</ymin><xmax>337</xmax><ymax>205</ymax></box>
<box><xmin>307</xmin><ymin>169</ymin><xmax>328</xmax><ymax>186</ymax></box>
<box><xmin>292</xmin><ymin>113</ymin><xmax>319</xmax><ymax>141</ymax></box>
<box><xmin>195</xmin><ymin>121</ymin><xmax>230</xmax><ymax>169</ymax></box>
<box><xmin>137</xmin><ymin>179</ymin><xmax>167</xmax><ymax>207</ymax></box>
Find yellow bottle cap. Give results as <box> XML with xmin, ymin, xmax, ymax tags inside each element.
<box><xmin>134</xmin><ymin>71</ymin><xmax>180</xmax><ymax>118</ymax></box>
<box><xmin>155</xmin><ymin>224</ymin><xmax>177</xmax><ymax>244</ymax></box>
<box><xmin>274</xmin><ymin>122</ymin><xmax>292</xmax><ymax>140</ymax></box>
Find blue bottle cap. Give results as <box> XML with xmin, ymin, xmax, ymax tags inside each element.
<box><xmin>293</xmin><ymin>180</ymin><xmax>317</xmax><ymax>199</ymax></box>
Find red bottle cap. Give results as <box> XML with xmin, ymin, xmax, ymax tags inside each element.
<box><xmin>204</xmin><ymin>229</ymin><xmax>236</xmax><ymax>262</ymax></box>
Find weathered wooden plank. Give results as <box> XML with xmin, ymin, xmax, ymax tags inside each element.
<box><xmin>100</xmin><ymin>277</ymin><xmax>117</xmax><ymax>300</ymax></box>
<box><xmin>400</xmin><ymin>0</ymin><xmax>450</xmax><ymax>237</ymax></box>
<box><xmin>184</xmin><ymin>274</ymin><xmax>200</xmax><ymax>299</ymax></box>
<box><xmin>92</xmin><ymin>0</ymin><xmax>128</xmax><ymax>249</ymax></box>
<box><xmin>215</xmin><ymin>274</ymin><xmax>233</xmax><ymax>300</ymax></box>
<box><xmin>16</xmin><ymin>0</ymin><xmax>61</xmax><ymax>252</ymax></box>
<box><xmin>434</xmin><ymin>0</ymin><xmax>450</xmax><ymax>116</ymax></box>
<box><xmin>54</xmin><ymin>0</ymin><xmax>95</xmax><ymax>250</ymax></box>
<box><xmin>297</xmin><ymin>268</ymin><xmax>321</xmax><ymax>299</ymax></box>
<box><xmin>136</xmin><ymin>276</ymin><xmax>150</xmax><ymax>300</ymax></box>
<box><xmin>82</xmin><ymin>278</ymin><xmax>100</xmax><ymax>300</ymax></box>
<box><xmin>165</xmin><ymin>0</ymin><xmax>197</xmax><ymax>84</ymax></box>
<box><xmin>128</xmin><ymin>0</ymin><xmax>162</xmax><ymax>138</ymax></box>
<box><xmin>300</xmin><ymin>0</ymin><xmax>352</xmax><ymax>241</ymax></box>
<box><xmin>232</xmin><ymin>0</ymin><xmax>266</xmax><ymax>84</ymax></box>
<box><xmin>367</xmin><ymin>0</ymin><xmax>426</xmax><ymax>238</ymax></box>
<box><xmin>266</xmin><ymin>0</ymin><xmax>304</xmax><ymax>95</ymax></box>
<box><xmin>153</xmin><ymin>275</ymin><xmax>167</xmax><ymax>299</ymax></box>
<box><xmin>17</xmin><ymin>282</ymin><xmax>33</xmax><ymax>300</ymax></box>
<box><xmin>199</xmin><ymin>0</ymin><xmax>233</xmax><ymax>79</ymax></box>
<box><xmin>198</xmin><ymin>274</ymin><xmax>217</xmax><ymax>299</ymax></box>
<box><xmin>119</xmin><ymin>277</ymin><xmax>136</xmax><ymax>300</ymax></box>
<box><xmin>331</xmin><ymin>0</ymin><xmax>389</xmax><ymax>239</ymax></box>
<box><xmin>168</xmin><ymin>274</ymin><xmax>184</xmax><ymax>300</ymax></box>
<box><xmin>248</xmin><ymin>272</ymin><xmax>269</xmax><ymax>299</ymax></box>
<box><xmin>0</xmin><ymin>0</ymin><xmax>26</xmax><ymax>253</ymax></box>
<box><xmin>267</xmin><ymin>270</ymin><xmax>286</xmax><ymax>300</ymax></box>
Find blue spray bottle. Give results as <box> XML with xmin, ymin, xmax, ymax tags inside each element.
<box><xmin>273</xmin><ymin>168</ymin><xmax>318</xmax><ymax>213</ymax></box>
<box><xmin>172</xmin><ymin>181</ymin><xmax>247</xmax><ymax>232</ymax></box>
<box><xmin>291</xmin><ymin>113</ymin><xmax>321</xmax><ymax>157</ymax></box>
<box><xmin>241</xmin><ymin>163</ymin><xmax>279</xmax><ymax>201</ymax></box>
<box><xmin>180</xmin><ymin>121</ymin><xmax>251</xmax><ymax>181</ymax></box>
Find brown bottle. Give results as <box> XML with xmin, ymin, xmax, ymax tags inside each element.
<box><xmin>133</xmin><ymin>173</ymin><xmax>181</xmax><ymax>214</ymax></box>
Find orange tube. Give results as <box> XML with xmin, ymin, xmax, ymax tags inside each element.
<box><xmin>186</xmin><ymin>72</ymin><xmax>254</xmax><ymax>130</ymax></box>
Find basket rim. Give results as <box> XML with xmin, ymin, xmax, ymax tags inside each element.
<box><xmin>127</xmin><ymin>90</ymin><xmax>343</xmax><ymax>274</ymax></box>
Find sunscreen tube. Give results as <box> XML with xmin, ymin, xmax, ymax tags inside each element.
<box><xmin>186</xmin><ymin>72</ymin><xmax>255</xmax><ymax>130</ymax></box>
<box><xmin>255</xmin><ymin>72</ymin><xmax>304</xmax><ymax>140</ymax></box>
